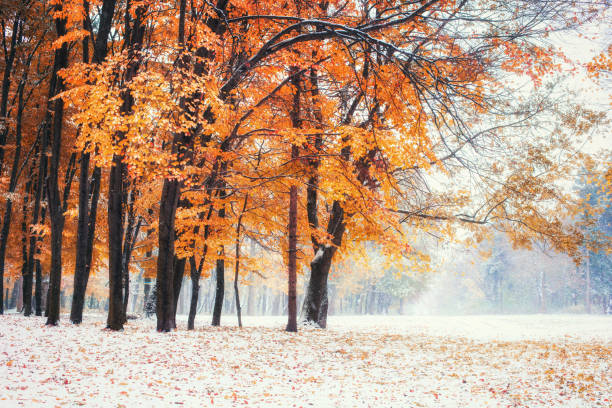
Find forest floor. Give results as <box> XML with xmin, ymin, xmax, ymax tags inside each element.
<box><xmin>0</xmin><ymin>314</ymin><xmax>610</xmax><ymax>407</ymax></box>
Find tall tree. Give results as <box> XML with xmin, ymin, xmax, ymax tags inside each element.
<box><xmin>45</xmin><ymin>3</ymin><xmax>70</xmax><ymax>325</ymax></box>
<box><xmin>70</xmin><ymin>0</ymin><xmax>109</xmax><ymax>324</ymax></box>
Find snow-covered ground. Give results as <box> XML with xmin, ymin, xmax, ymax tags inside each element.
<box><xmin>0</xmin><ymin>314</ymin><xmax>610</xmax><ymax>407</ymax></box>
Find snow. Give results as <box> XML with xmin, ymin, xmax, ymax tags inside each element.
<box><xmin>0</xmin><ymin>314</ymin><xmax>610</xmax><ymax>407</ymax></box>
<box><xmin>311</xmin><ymin>247</ymin><xmax>325</xmax><ymax>264</ymax></box>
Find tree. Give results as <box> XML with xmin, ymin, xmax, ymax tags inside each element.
<box><xmin>49</xmin><ymin>0</ymin><xmax>610</xmax><ymax>332</ymax></box>
<box><xmin>577</xmin><ymin>165</ymin><xmax>612</xmax><ymax>313</ymax></box>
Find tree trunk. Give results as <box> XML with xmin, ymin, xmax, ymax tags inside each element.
<box><xmin>107</xmin><ymin>159</ymin><xmax>125</xmax><ymax>330</ymax></box>
<box><xmin>155</xmin><ymin>0</ymin><xmax>188</xmax><ymax>332</ymax></box>
<box><xmin>0</xmin><ymin>15</ymin><xmax>22</xmax><ymax>314</ymax></box>
<box><xmin>0</xmin><ymin>14</ymin><xmax>20</xmax><ymax>169</ymax></box>
<box><xmin>302</xmin><ymin>201</ymin><xmax>345</xmax><ymax>328</ymax></box>
<box><xmin>211</xmin><ymin>257</ymin><xmax>225</xmax><ymax>326</ymax></box>
<box><xmin>20</xmin><ymin>190</ymin><xmax>30</xmax><ymax>314</ymax></box>
<box><xmin>71</xmin><ymin>0</ymin><xmax>110</xmax><ymax>325</ymax></box>
<box><xmin>70</xmin><ymin>155</ymin><xmax>102</xmax><ymax>323</ymax></box>
<box><xmin>45</xmin><ymin>13</ymin><xmax>69</xmax><ymax>326</ymax></box>
<box><xmin>107</xmin><ymin>4</ymin><xmax>145</xmax><ymax>331</ymax></box>
<box><xmin>155</xmin><ymin>0</ymin><xmax>230</xmax><ymax>332</ymax></box>
<box><xmin>32</xmin><ymin>137</ymin><xmax>49</xmax><ymax>318</ymax></box>
<box><xmin>187</xmin><ymin>257</ymin><xmax>201</xmax><ymax>330</ymax></box>
<box><xmin>2</xmin><ymin>70</ymin><xmax>28</xmax><ymax>315</ymax></box>
<box><xmin>71</xmin><ymin>152</ymin><xmax>91</xmax><ymax>323</ymax></box>
<box><xmin>286</xmin><ymin>168</ymin><xmax>298</xmax><ymax>332</ymax></box>
<box><xmin>234</xmin><ymin>200</ymin><xmax>246</xmax><ymax>328</ymax></box>
<box><xmin>171</xmin><ymin>255</ymin><xmax>186</xmax><ymax>327</ymax></box>
<box><xmin>34</xmin><ymin>259</ymin><xmax>42</xmax><ymax>315</ymax></box>
<box><xmin>121</xmin><ymin>191</ymin><xmax>141</xmax><ymax>322</ymax></box>
<box><xmin>156</xmin><ymin>179</ymin><xmax>179</xmax><ymax>331</ymax></box>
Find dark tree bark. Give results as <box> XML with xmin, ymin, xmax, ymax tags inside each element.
<box><xmin>171</xmin><ymin>255</ymin><xmax>186</xmax><ymax>327</ymax></box>
<box><xmin>45</xmin><ymin>10</ymin><xmax>70</xmax><ymax>326</ymax></box>
<box><xmin>155</xmin><ymin>0</ymin><xmax>188</xmax><ymax>332</ymax></box>
<box><xmin>302</xmin><ymin>201</ymin><xmax>345</xmax><ymax>328</ymax></box>
<box><xmin>187</xmin><ymin>256</ymin><xmax>201</xmax><ymax>330</ymax></box>
<box><xmin>234</xmin><ymin>196</ymin><xmax>248</xmax><ymax>328</ymax></box>
<box><xmin>0</xmin><ymin>66</ymin><xmax>28</xmax><ymax>314</ymax></box>
<box><xmin>211</xmin><ymin>256</ymin><xmax>225</xmax><ymax>326</ymax></box>
<box><xmin>211</xmin><ymin>188</ymin><xmax>227</xmax><ymax>327</ymax></box>
<box><xmin>71</xmin><ymin>152</ymin><xmax>91</xmax><ymax>323</ymax></box>
<box><xmin>286</xmin><ymin>151</ymin><xmax>298</xmax><ymax>332</ymax></box>
<box><xmin>70</xmin><ymin>0</ymin><xmax>109</xmax><ymax>326</ymax></box>
<box><xmin>299</xmin><ymin>58</ymin><xmax>367</xmax><ymax>328</ymax></box>
<box><xmin>31</xmin><ymin>103</ymin><xmax>54</xmax><ymax>318</ymax></box>
<box><xmin>15</xmin><ymin>91</ymin><xmax>33</xmax><ymax>316</ymax></box>
<box><xmin>21</xmin><ymin>178</ymin><xmax>32</xmax><ymax>315</ymax></box>
<box><xmin>0</xmin><ymin>13</ymin><xmax>21</xmax><ymax>170</ymax></box>
<box><xmin>107</xmin><ymin>4</ymin><xmax>145</xmax><ymax>331</ymax></box>
<box><xmin>0</xmin><ymin>13</ymin><xmax>22</xmax><ymax>315</ymax></box>
<box><xmin>34</xmin><ymin>255</ymin><xmax>42</xmax><ymax>315</ymax></box>
<box><xmin>107</xmin><ymin>160</ymin><xmax>125</xmax><ymax>330</ymax></box>
<box><xmin>285</xmin><ymin>68</ymin><xmax>303</xmax><ymax>332</ymax></box>
<box><xmin>156</xmin><ymin>179</ymin><xmax>179</xmax><ymax>331</ymax></box>
<box><xmin>70</xmin><ymin>156</ymin><xmax>101</xmax><ymax>323</ymax></box>
<box><xmin>187</xmin><ymin>205</ymin><xmax>212</xmax><ymax>330</ymax></box>
<box><xmin>156</xmin><ymin>0</ymin><xmax>227</xmax><ymax>332</ymax></box>
<box><xmin>70</xmin><ymin>0</ymin><xmax>95</xmax><ymax>324</ymax></box>
<box><xmin>121</xmin><ymin>190</ymin><xmax>141</xmax><ymax>321</ymax></box>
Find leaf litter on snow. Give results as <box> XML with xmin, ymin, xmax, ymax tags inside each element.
<box><xmin>0</xmin><ymin>314</ymin><xmax>610</xmax><ymax>407</ymax></box>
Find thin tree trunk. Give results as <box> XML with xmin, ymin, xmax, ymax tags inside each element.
<box><xmin>70</xmin><ymin>161</ymin><xmax>100</xmax><ymax>322</ymax></box>
<box><xmin>211</xmin><ymin>189</ymin><xmax>227</xmax><ymax>326</ymax></box>
<box><xmin>211</xmin><ymin>254</ymin><xmax>225</xmax><ymax>326</ymax></box>
<box><xmin>171</xmin><ymin>255</ymin><xmax>186</xmax><ymax>327</ymax></box>
<box><xmin>286</xmin><ymin>170</ymin><xmax>298</xmax><ymax>332</ymax></box>
<box><xmin>234</xmin><ymin>196</ymin><xmax>247</xmax><ymax>328</ymax></box>
<box><xmin>121</xmin><ymin>190</ymin><xmax>140</xmax><ymax>321</ymax></box>
<box><xmin>21</xmin><ymin>177</ymin><xmax>32</xmax><ymax>315</ymax></box>
<box><xmin>45</xmin><ymin>12</ymin><xmax>69</xmax><ymax>326</ymax></box>
<box><xmin>34</xmin><ymin>254</ymin><xmax>42</xmax><ymax>316</ymax></box>
<box><xmin>32</xmin><ymin>128</ymin><xmax>50</xmax><ymax>318</ymax></box>
<box><xmin>3</xmin><ymin>65</ymin><xmax>29</xmax><ymax>314</ymax></box>
<box><xmin>70</xmin><ymin>1</ymin><xmax>98</xmax><ymax>325</ymax></box>
<box><xmin>285</xmin><ymin>68</ymin><xmax>303</xmax><ymax>333</ymax></box>
<box><xmin>0</xmin><ymin>14</ymin><xmax>22</xmax><ymax>314</ymax></box>
<box><xmin>187</xmin><ymin>205</ymin><xmax>212</xmax><ymax>329</ymax></box>
<box><xmin>71</xmin><ymin>152</ymin><xmax>91</xmax><ymax>323</ymax></box>
<box><xmin>187</xmin><ymin>257</ymin><xmax>201</xmax><ymax>330</ymax></box>
<box><xmin>0</xmin><ymin>13</ymin><xmax>21</xmax><ymax>171</ymax></box>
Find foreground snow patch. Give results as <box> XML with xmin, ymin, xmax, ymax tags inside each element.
<box><xmin>0</xmin><ymin>314</ymin><xmax>610</xmax><ymax>407</ymax></box>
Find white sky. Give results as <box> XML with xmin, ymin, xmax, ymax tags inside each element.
<box><xmin>552</xmin><ymin>20</ymin><xmax>611</xmax><ymax>153</ymax></box>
